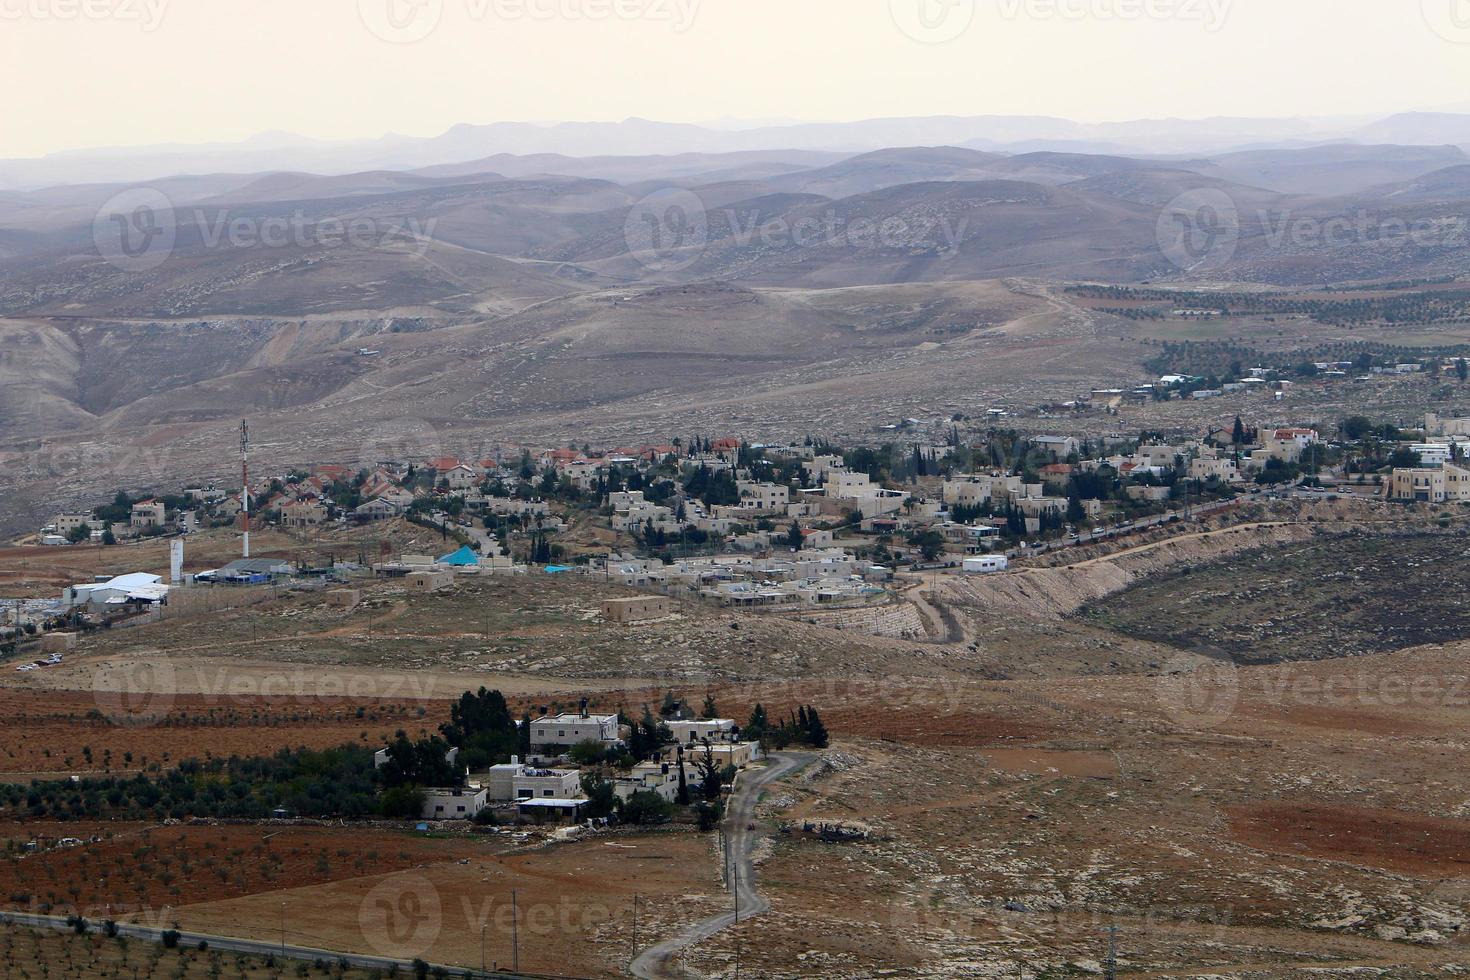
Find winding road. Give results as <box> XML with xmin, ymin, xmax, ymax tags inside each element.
<box><xmin>630</xmin><ymin>751</ymin><xmax>814</xmax><ymax>979</ymax></box>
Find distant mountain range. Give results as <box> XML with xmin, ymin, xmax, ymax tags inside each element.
<box><xmin>7</xmin><ymin>132</ymin><xmax>1470</xmax><ymax>532</ymax></box>
<box><xmin>8</xmin><ymin>111</ymin><xmax>1470</xmax><ymax>191</ymax></box>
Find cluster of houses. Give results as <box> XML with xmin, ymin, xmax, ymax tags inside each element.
<box><xmin>1386</xmin><ymin>413</ymin><xmax>1470</xmax><ymax>502</ymax></box>
<box><xmin>392</xmin><ymin>702</ymin><xmax>762</xmax><ymax>825</ymax></box>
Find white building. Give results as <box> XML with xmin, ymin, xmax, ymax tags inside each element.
<box><xmin>736</xmin><ymin>481</ymin><xmax>791</xmax><ymax>512</ymax></box>
<box><xmin>64</xmin><ymin>573</ymin><xmax>169</xmax><ymax>610</ymax></box>
<box><xmin>421</xmin><ymin>786</ymin><xmax>488</xmax><ymax>821</ymax></box>
<box><xmin>665</xmin><ymin>719</ymin><xmax>737</xmax><ymax>745</ymax></box>
<box><xmin>614</xmin><ymin>759</ymin><xmax>684</xmax><ymax>802</ymax></box>
<box><xmin>482</xmin><ymin>757</ymin><xmax>582</xmax><ymax>802</ymax></box>
<box><xmin>1410</xmin><ymin>443</ymin><xmax>1455</xmax><ymax>468</ymax></box>
<box><xmin>530</xmin><ymin>706</ymin><xmax>621</xmax><ymax>754</ymax></box>
<box><xmin>963</xmin><ymin>556</ymin><xmax>1009</xmax><ymax>574</ymax></box>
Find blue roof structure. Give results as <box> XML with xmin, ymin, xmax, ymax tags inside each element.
<box><xmin>438</xmin><ymin>545</ymin><xmax>480</xmax><ymax>566</ymax></box>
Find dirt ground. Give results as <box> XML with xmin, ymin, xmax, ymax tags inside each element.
<box><xmin>5</xmin><ymin>510</ymin><xmax>1470</xmax><ymax>976</ymax></box>
<box><xmin>655</xmin><ymin>642</ymin><xmax>1470</xmax><ymax>978</ymax></box>
<box><xmin>0</xmin><ymin>923</ymin><xmax>388</xmax><ymax>979</ymax></box>
<box><xmin>0</xmin><ymin>823</ymin><xmax>462</xmax><ymax>918</ymax></box>
<box><xmin>0</xmin><ymin>689</ymin><xmax>447</xmax><ymax>777</ymax></box>
<box><xmin>1083</xmin><ymin>528</ymin><xmax>1470</xmax><ymax>664</ymax></box>
<box><xmin>175</xmin><ymin>828</ymin><xmax>723</xmax><ymax>978</ymax></box>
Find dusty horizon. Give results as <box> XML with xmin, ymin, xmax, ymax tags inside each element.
<box><xmin>5</xmin><ymin>0</ymin><xmax>1470</xmax><ymax>158</ymax></box>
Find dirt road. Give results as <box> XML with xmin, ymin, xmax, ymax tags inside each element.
<box><xmin>630</xmin><ymin>752</ymin><xmax>814</xmax><ymax>979</ymax></box>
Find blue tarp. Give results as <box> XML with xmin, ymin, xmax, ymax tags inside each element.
<box><xmin>438</xmin><ymin>545</ymin><xmax>479</xmax><ymax>566</ymax></box>
<box><xmin>544</xmin><ymin>565</ymin><xmax>576</xmax><ymax>574</ymax></box>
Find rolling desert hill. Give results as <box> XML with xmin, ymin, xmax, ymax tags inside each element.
<box><xmin>6</xmin><ymin>136</ymin><xmax>1470</xmax><ymax>530</ymax></box>
<box><xmin>1200</xmin><ymin>142</ymin><xmax>1470</xmax><ymax>196</ymax></box>
<box><xmin>1377</xmin><ymin>163</ymin><xmax>1470</xmax><ymax>201</ymax></box>
<box><xmin>14</xmin><ymin>110</ymin><xmax>1470</xmax><ymax>191</ymax></box>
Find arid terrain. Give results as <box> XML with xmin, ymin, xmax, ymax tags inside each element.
<box><xmin>7</xmin><ymin>139</ymin><xmax>1470</xmax><ymax>533</ymax></box>
<box><xmin>3</xmin><ymin>497</ymin><xmax>1469</xmax><ymax>976</ymax></box>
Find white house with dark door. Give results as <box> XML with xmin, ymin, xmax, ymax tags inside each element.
<box><xmin>530</xmin><ymin>702</ymin><xmax>621</xmax><ymax>754</ymax></box>
<box><xmin>421</xmin><ymin>786</ymin><xmax>487</xmax><ymax>821</ymax></box>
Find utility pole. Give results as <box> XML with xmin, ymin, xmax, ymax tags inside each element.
<box><xmin>280</xmin><ymin>900</ymin><xmax>285</xmax><ymax>954</ymax></box>
<box><xmin>511</xmin><ymin>889</ymin><xmax>519</xmax><ymax>973</ymax></box>
<box><xmin>241</xmin><ymin>421</ymin><xmax>252</xmax><ymax>559</ymax></box>
<box><xmin>630</xmin><ymin>893</ymin><xmax>639</xmax><ymax>968</ymax></box>
<box><xmin>480</xmin><ymin>922</ymin><xmax>486</xmax><ymax>977</ymax></box>
<box><xmin>1103</xmin><ymin>923</ymin><xmax>1118</xmax><ymax>980</ymax></box>
<box><xmin>732</xmin><ymin>842</ymin><xmax>741</xmax><ymax>980</ymax></box>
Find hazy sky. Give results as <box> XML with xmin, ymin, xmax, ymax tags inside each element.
<box><xmin>4</xmin><ymin>0</ymin><xmax>1470</xmax><ymax>157</ymax></box>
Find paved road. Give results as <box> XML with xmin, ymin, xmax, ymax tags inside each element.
<box><xmin>0</xmin><ymin>909</ymin><xmax>553</xmax><ymax>979</ymax></box>
<box><xmin>630</xmin><ymin>752</ymin><xmax>814</xmax><ymax>979</ymax></box>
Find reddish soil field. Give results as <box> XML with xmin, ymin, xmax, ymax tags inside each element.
<box><xmin>0</xmin><ymin>689</ymin><xmax>448</xmax><ymax>774</ymax></box>
<box><xmin>1229</xmin><ymin>803</ymin><xmax>1470</xmax><ymax>876</ymax></box>
<box><xmin>0</xmin><ymin>823</ymin><xmax>465</xmax><ymax>918</ymax></box>
<box><xmin>817</xmin><ymin>707</ymin><xmax>1051</xmax><ymax>746</ymax></box>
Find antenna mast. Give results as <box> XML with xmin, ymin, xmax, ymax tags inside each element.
<box><xmin>241</xmin><ymin>420</ymin><xmax>251</xmax><ymax>558</ymax></box>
